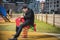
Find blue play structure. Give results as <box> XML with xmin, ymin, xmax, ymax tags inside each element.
<box><xmin>0</xmin><ymin>5</ymin><xmax>7</xmax><ymax>17</ymax></box>
<box><xmin>0</xmin><ymin>5</ymin><xmax>10</xmax><ymax>22</ymax></box>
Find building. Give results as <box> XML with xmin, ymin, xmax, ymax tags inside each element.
<box><xmin>2</xmin><ymin>0</ymin><xmax>14</xmax><ymax>2</ymax></box>
<box><xmin>28</xmin><ymin>1</ymin><xmax>40</xmax><ymax>13</ymax></box>
<box><xmin>45</xmin><ymin>0</ymin><xmax>60</xmax><ymax>13</ymax></box>
<box><xmin>2</xmin><ymin>0</ymin><xmax>9</xmax><ymax>2</ymax></box>
<box><xmin>40</xmin><ymin>1</ymin><xmax>45</xmax><ymax>13</ymax></box>
<box><xmin>2</xmin><ymin>0</ymin><xmax>40</xmax><ymax>13</ymax></box>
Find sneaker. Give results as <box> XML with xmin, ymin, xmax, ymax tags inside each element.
<box><xmin>9</xmin><ymin>38</ymin><xmax>17</xmax><ymax>40</ymax></box>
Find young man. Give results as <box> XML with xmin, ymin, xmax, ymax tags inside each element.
<box><xmin>10</xmin><ymin>6</ymin><xmax>34</xmax><ymax>40</ymax></box>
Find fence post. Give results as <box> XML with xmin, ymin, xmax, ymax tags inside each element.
<box><xmin>46</xmin><ymin>13</ymin><xmax>48</xmax><ymax>24</ymax></box>
<box><xmin>41</xmin><ymin>13</ymin><xmax>43</xmax><ymax>22</ymax></box>
<box><xmin>38</xmin><ymin>14</ymin><xmax>39</xmax><ymax>21</ymax></box>
<box><xmin>36</xmin><ymin>14</ymin><xmax>37</xmax><ymax>20</ymax></box>
<box><xmin>53</xmin><ymin>12</ymin><xmax>55</xmax><ymax>26</ymax></box>
<box><xmin>35</xmin><ymin>14</ymin><xmax>37</xmax><ymax>20</ymax></box>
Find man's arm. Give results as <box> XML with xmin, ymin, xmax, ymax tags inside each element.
<box><xmin>24</xmin><ymin>12</ymin><xmax>31</xmax><ymax>19</ymax></box>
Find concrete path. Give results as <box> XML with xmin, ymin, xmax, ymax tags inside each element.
<box><xmin>0</xmin><ymin>31</ymin><xmax>59</xmax><ymax>40</ymax></box>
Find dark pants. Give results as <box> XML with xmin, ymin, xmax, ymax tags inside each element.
<box><xmin>16</xmin><ymin>27</ymin><xmax>19</xmax><ymax>33</ymax></box>
<box><xmin>14</xmin><ymin>20</ymin><xmax>30</xmax><ymax>38</ymax></box>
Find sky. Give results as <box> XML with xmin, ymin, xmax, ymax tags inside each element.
<box><xmin>37</xmin><ymin>0</ymin><xmax>45</xmax><ymax>2</ymax></box>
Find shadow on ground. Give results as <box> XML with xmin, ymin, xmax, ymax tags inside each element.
<box><xmin>0</xmin><ymin>31</ymin><xmax>59</xmax><ymax>40</ymax></box>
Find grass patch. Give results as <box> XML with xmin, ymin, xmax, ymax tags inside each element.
<box><xmin>35</xmin><ymin>20</ymin><xmax>60</xmax><ymax>34</ymax></box>
<box><xmin>0</xmin><ymin>20</ymin><xmax>60</xmax><ymax>34</ymax></box>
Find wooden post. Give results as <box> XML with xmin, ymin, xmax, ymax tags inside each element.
<box><xmin>46</xmin><ymin>13</ymin><xmax>48</xmax><ymax>24</ymax></box>
<box><xmin>41</xmin><ymin>13</ymin><xmax>43</xmax><ymax>22</ymax></box>
<box><xmin>35</xmin><ymin>14</ymin><xmax>37</xmax><ymax>20</ymax></box>
<box><xmin>36</xmin><ymin>14</ymin><xmax>38</xmax><ymax>20</ymax></box>
<box><xmin>38</xmin><ymin>14</ymin><xmax>40</xmax><ymax>21</ymax></box>
<box><xmin>53</xmin><ymin>12</ymin><xmax>55</xmax><ymax>26</ymax></box>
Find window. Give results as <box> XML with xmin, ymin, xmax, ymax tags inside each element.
<box><xmin>54</xmin><ymin>5</ymin><xmax>55</xmax><ymax>7</ymax></box>
<box><xmin>6</xmin><ymin>0</ymin><xmax>9</xmax><ymax>1</ymax></box>
<box><xmin>47</xmin><ymin>3</ymin><xmax>49</xmax><ymax>4</ymax></box>
<box><xmin>54</xmin><ymin>2</ymin><xmax>56</xmax><ymax>4</ymax></box>
<box><xmin>46</xmin><ymin>0</ymin><xmax>49</xmax><ymax>1</ymax></box>
<box><xmin>23</xmin><ymin>0</ymin><xmax>30</xmax><ymax>4</ymax></box>
<box><xmin>57</xmin><ymin>5</ymin><xmax>59</xmax><ymax>7</ymax></box>
<box><xmin>50</xmin><ymin>2</ymin><xmax>52</xmax><ymax>4</ymax></box>
<box><xmin>57</xmin><ymin>1</ymin><xmax>59</xmax><ymax>3</ymax></box>
<box><xmin>46</xmin><ymin>5</ymin><xmax>49</xmax><ymax>7</ymax></box>
<box><xmin>50</xmin><ymin>5</ymin><xmax>52</xmax><ymax>7</ymax></box>
<box><xmin>17</xmin><ymin>0</ymin><xmax>24</xmax><ymax>2</ymax></box>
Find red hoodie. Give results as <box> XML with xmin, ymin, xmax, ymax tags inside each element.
<box><xmin>16</xmin><ymin>17</ymin><xmax>21</xmax><ymax>27</ymax></box>
<box><xmin>16</xmin><ymin>17</ymin><xmax>25</xmax><ymax>27</ymax></box>
<box><xmin>15</xmin><ymin>17</ymin><xmax>36</xmax><ymax>31</ymax></box>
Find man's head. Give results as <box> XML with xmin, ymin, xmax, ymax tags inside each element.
<box><xmin>22</xmin><ymin>6</ymin><xmax>28</xmax><ymax>13</ymax></box>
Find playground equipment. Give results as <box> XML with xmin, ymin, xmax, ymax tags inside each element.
<box><xmin>16</xmin><ymin>17</ymin><xmax>36</xmax><ymax>38</ymax></box>
<box><xmin>0</xmin><ymin>5</ymin><xmax>11</xmax><ymax>22</ymax></box>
